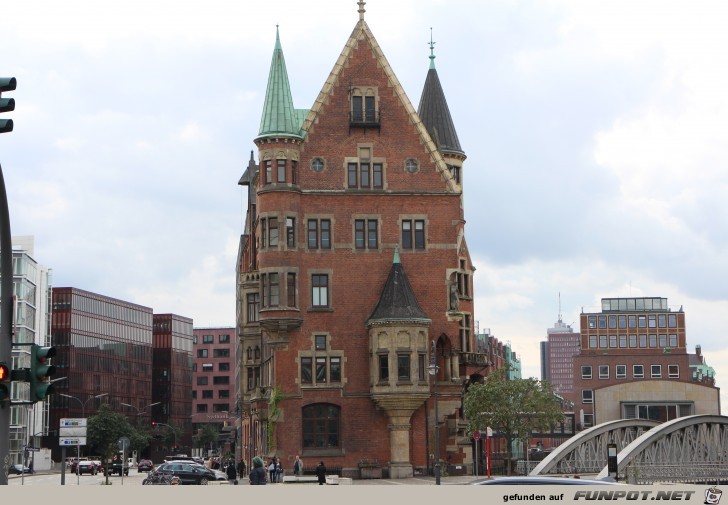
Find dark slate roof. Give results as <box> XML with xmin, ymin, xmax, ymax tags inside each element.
<box><xmin>238</xmin><ymin>151</ymin><xmax>257</xmax><ymax>186</ymax></box>
<box><xmin>417</xmin><ymin>67</ymin><xmax>464</xmax><ymax>156</ymax></box>
<box><xmin>367</xmin><ymin>252</ymin><xmax>430</xmax><ymax>324</ymax></box>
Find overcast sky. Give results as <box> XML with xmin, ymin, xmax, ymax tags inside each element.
<box><xmin>3</xmin><ymin>0</ymin><xmax>727</xmax><ymax>406</ymax></box>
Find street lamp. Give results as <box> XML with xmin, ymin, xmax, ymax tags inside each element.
<box><xmin>427</xmin><ymin>340</ymin><xmax>441</xmax><ymax>485</ymax></box>
<box><xmin>121</xmin><ymin>401</ymin><xmax>160</xmax><ymax>424</ymax></box>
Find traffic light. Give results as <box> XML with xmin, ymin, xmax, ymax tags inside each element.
<box><xmin>29</xmin><ymin>344</ymin><xmax>56</xmax><ymax>402</ymax></box>
<box><xmin>0</xmin><ymin>361</ymin><xmax>10</xmax><ymax>402</ymax></box>
<box><xmin>0</xmin><ymin>77</ymin><xmax>16</xmax><ymax>134</ymax></box>
<box><xmin>151</xmin><ymin>421</ymin><xmax>157</xmax><ymax>428</ymax></box>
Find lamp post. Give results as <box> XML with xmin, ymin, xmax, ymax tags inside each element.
<box><xmin>427</xmin><ymin>340</ymin><xmax>441</xmax><ymax>485</ymax></box>
<box><xmin>59</xmin><ymin>393</ymin><xmax>108</xmax><ymax>485</ymax></box>
<box><xmin>121</xmin><ymin>401</ymin><xmax>160</xmax><ymax>425</ymax></box>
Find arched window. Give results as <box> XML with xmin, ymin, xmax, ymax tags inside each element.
<box><xmin>302</xmin><ymin>403</ymin><xmax>340</xmax><ymax>448</ymax></box>
<box><xmin>254</xmin><ymin>346</ymin><xmax>261</xmax><ymax>360</ymax></box>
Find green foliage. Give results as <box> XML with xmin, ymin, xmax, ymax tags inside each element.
<box><xmin>194</xmin><ymin>424</ymin><xmax>219</xmax><ymax>449</ymax></box>
<box><xmin>267</xmin><ymin>385</ymin><xmax>282</xmax><ymax>451</ymax></box>
<box><xmin>463</xmin><ymin>366</ymin><xmax>564</xmax><ymax>474</ymax></box>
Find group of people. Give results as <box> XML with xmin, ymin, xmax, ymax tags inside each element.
<box><xmin>248</xmin><ymin>455</ymin><xmax>327</xmax><ymax>485</ymax></box>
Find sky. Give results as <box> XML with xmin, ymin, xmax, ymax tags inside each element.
<box><xmin>2</xmin><ymin>1</ymin><xmax>727</xmax><ymax>407</ymax></box>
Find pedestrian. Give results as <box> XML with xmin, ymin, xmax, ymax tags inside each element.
<box><xmin>315</xmin><ymin>461</ymin><xmax>326</xmax><ymax>485</ymax></box>
<box><xmin>293</xmin><ymin>455</ymin><xmax>303</xmax><ymax>476</ymax></box>
<box><xmin>249</xmin><ymin>456</ymin><xmax>267</xmax><ymax>485</ymax></box>
<box><xmin>227</xmin><ymin>460</ymin><xmax>237</xmax><ymax>483</ymax></box>
<box><xmin>237</xmin><ymin>459</ymin><xmax>246</xmax><ymax>478</ymax></box>
<box><xmin>276</xmin><ymin>459</ymin><xmax>283</xmax><ymax>483</ymax></box>
<box><xmin>268</xmin><ymin>458</ymin><xmax>276</xmax><ymax>483</ymax></box>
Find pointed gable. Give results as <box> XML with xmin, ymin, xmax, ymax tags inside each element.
<box><xmin>368</xmin><ymin>250</ymin><xmax>430</xmax><ymax>325</ymax></box>
<box><xmin>257</xmin><ymin>28</ymin><xmax>308</xmax><ymax>140</ymax></box>
<box><xmin>300</xmin><ymin>19</ymin><xmax>459</xmax><ymax>192</ymax></box>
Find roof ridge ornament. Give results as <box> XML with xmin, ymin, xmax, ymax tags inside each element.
<box><xmin>429</xmin><ymin>27</ymin><xmax>436</xmax><ymax>69</ymax></box>
<box><xmin>358</xmin><ymin>0</ymin><xmax>366</xmax><ymax>21</ymax></box>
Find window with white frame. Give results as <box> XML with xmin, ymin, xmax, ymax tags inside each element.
<box><xmin>616</xmin><ymin>365</ymin><xmax>627</xmax><ymax>379</ymax></box>
<box><xmin>599</xmin><ymin>365</ymin><xmax>609</xmax><ymax>379</ymax></box>
<box><xmin>582</xmin><ymin>389</ymin><xmax>593</xmax><ymax>404</ymax></box>
<box><xmin>668</xmin><ymin>365</ymin><xmax>679</xmax><ymax>378</ymax></box>
<box><xmin>633</xmin><ymin>364</ymin><xmax>644</xmax><ymax>378</ymax></box>
<box><xmin>581</xmin><ymin>366</ymin><xmax>592</xmax><ymax>379</ymax></box>
<box><xmin>651</xmin><ymin>364</ymin><xmax>662</xmax><ymax>378</ymax></box>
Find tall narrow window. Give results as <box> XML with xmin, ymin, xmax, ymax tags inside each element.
<box><xmin>262</xmin><ymin>273</ymin><xmax>279</xmax><ymax>307</ymax></box>
<box><xmin>367</xmin><ymin>220</ymin><xmax>378</xmax><ymax>249</ymax></box>
<box><xmin>287</xmin><ymin>273</ymin><xmax>296</xmax><ymax>307</ymax></box>
<box><xmin>316</xmin><ymin>357</ymin><xmax>327</xmax><ymax>383</ymax></box>
<box><xmin>312</xmin><ymin>274</ymin><xmax>329</xmax><ymax>308</ymax></box>
<box><xmin>373</xmin><ymin>163</ymin><xmax>383</xmax><ymax>188</ymax></box>
<box><xmin>360</xmin><ymin>163</ymin><xmax>370</xmax><ymax>188</ymax></box>
<box><xmin>268</xmin><ymin>217</ymin><xmax>278</xmax><ymax>246</ymax></box>
<box><xmin>355</xmin><ymin>220</ymin><xmax>365</xmax><ymax>249</ymax></box>
<box><xmin>264</xmin><ymin>160</ymin><xmax>272</xmax><ymax>184</ymax></box>
<box><xmin>330</xmin><ymin>357</ymin><xmax>341</xmax><ymax>383</ymax></box>
<box><xmin>277</xmin><ymin>159</ymin><xmax>286</xmax><ymax>183</ymax></box>
<box><xmin>301</xmin><ymin>357</ymin><xmax>312</xmax><ymax>384</ymax></box>
<box><xmin>308</xmin><ymin>220</ymin><xmax>318</xmax><ymax>249</ymax></box>
<box><xmin>402</xmin><ymin>221</ymin><xmax>412</xmax><ymax>249</ymax></box>
<box><xmin>320</xmin><ymin>220</ymin><xmax>331</xmax><ymax>249</ymax></box>
<box><xmin>261</xmin><ymin>219</ymin><xmax>267</xmax><ymax>248</ymax></box>
<box><xmin>291</xmin><ymin>160</ymin><xmax>298</xmax><ymax>185</ymax></box>
<box><xmin>348</xmin><ymin>163</ymin><xmax>358</xmax><ymax>188</ymax></box>
<box><xmin>379</xmin><ymin>354</ymin><xmax>389</xmax><ymax>381</ymax></box>
<box><xmin>352</xmin><ymin>95</ymin><xmax>363</xmax><ymax>122</ymax></box>
<box><xmin>246</xmin><ymin>293</ymin><xmax>259</xmax><ymax>323</ymax></box>
<box><xmin>286</xmin><ymin>218</ymin><xmax>295</xmax><ymax>247</ymax></box>
<box><xmin>365</xmin><ymin>96</ymin><xmax>375</xmax><ymax>122</ymax></box>
<box><xmin>414</xmin><ymin>220</ymin><xmax>425</xmax><ymax>249</ymax></box>
<box><xmin>397</xmin><ymin>355</ymin><xmax>410</xmax><ymax>381</ymax></box>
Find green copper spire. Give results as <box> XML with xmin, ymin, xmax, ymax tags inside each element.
<box><xmin>429</xmin><ymin>27</ymin><xmax>436</xmax><ymax>70</ymax></box>
<box><xmin>258</xmin><ymin>26</ymin><xmax>305</xmax><ymax>139</ymax></box>
<box><xmin>393</xmin><ymin>245</ymin><xmax>400</xmax><ymax>264</ymax></box>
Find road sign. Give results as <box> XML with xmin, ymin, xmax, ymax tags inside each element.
<box><xmin>473</xmin><ymin>431</ymin><xmax>481</xmax><ymax>440</ymax></box>
<box><xmin>60</xmin><ymin>418</ymin><xmax>87</xmax><ymax>427</ymax></box>
<box><xmin>25</xmin><ymin>446</ymin><xmax>39</xmax><ymax>452</ymax></box>
<box><xmin>60</xmin><ymin>437</ymin><xmax>86</xmax><ymax>446</ymax></box>
<box><xmin>117</xmin><ymin>436</ymin><xmax>130</xmax><ymax>451</ymax></box>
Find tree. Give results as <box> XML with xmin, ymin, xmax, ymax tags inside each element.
<box><xmin>194</xmin><ymin>424</ymin><xmax>219</xmax><ymax>453</ymax></box>
<box><xmin>87</xmin><ymin>404</ymin><xmax>136</xmax><ymax>484</ymax></box>
<box><xmin>463</xmin><ymin>366</ymin><xmax>564</xmax><ymax>475</ymax></box>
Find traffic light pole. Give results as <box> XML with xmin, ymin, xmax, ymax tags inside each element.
<box><xmin>0</xmin><ymin>76</ymin><xmax>16</xmax><ymax>486</ymax></box>
<box><xmin>0</xmin><ymin>161</ymin><xmax>13</xmax><ymax>486</ymax></box>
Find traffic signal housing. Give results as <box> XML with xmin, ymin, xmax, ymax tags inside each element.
<box><xmin>30</xmin><ymin>344</ymin><xmax>56</xmax><ymax>402</ymax></box>
<box><xmin>0</xmin><ymin>361</ymin><xmax>10</xmax><ymax>402</ymax></box>
<box><xmin>0</xmin><ymin>77</ymin><xmax>16</xmax><ymax>134</ymax></box>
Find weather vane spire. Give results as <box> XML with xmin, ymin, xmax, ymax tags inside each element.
<box><xmin>429</xmin><ymin>27</ymin><xmax>437</xmax><ymax>69</ymax></box>
<box><xmin>358</xmin><ymin>0</ymin><xmax>366</xmax><ymax>21</ymax></box>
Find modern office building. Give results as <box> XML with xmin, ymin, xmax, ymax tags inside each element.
<box><xmin>151</xmin><ymin>314</ymin><xmax>193</xmax><ymax>461</ymax></box>
<box><xmin>541</xmin><ymin>315</ymin><xmax>579</xmax><ymax>403</ymax></box>
<box><xmin>3</xmin><ymin>237</ymin><xmax>52</xmax><ymax>467</ymax></box>
<box><xmin>235</xmin><ymin>5</ymin><xmax>487</xmax><ymax>478</ymax></box>
<box><xmin>191</xmin><ymin>327</ymin><xmax>237</xmax><ymax>456</ymax></box>
<box><xmin>573</xmin><ymin>297</ymin><xmax>720</xmax><ymax>428</ymax></box>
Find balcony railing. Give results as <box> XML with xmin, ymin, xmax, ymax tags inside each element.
<box><xmin>460</xmin><ymin>352</ymin><xmax>489</xmax><ymax>367</ymax></box>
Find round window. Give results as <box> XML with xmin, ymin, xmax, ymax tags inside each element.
<box><xmin>405</xmin><ymin>158</ymin><xmax>418</xmax><ymax>173</ymax></box>
<box><xmin>311</xmin><ymin>158</ymin><xmax>325</xmax><ymax>172</ymax></box>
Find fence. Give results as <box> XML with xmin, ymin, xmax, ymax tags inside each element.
<box><xmin>625</xmin><ymin>463</ymin><xmax>728</xmax><ymax>485</ymax></box>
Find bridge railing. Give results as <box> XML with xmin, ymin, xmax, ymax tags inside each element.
<box><xmin>625</xmin><ymin>463</ymin><xmax>728</xmax><ymax>485</ymax></box>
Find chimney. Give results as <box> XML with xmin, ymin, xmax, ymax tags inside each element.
<box><xmin>695</xmin><ymin>345</ymin><xmax>702</xmax><ymax>357</ymax></box>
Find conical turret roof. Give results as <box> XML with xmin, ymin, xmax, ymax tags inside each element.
<box><xmin>417</xmin><ymin>49</ymin><xmax>464</xmax><ymax>157</ymax></box>
<box><xmin>257</xmin><ymin>27</ymin><xmax>308</xmax><ymax>140</ymax></box>
<box><xmin>367</xmin><ymin>249</ymin><xmax>430</xmax><ymax>325</ymax></box>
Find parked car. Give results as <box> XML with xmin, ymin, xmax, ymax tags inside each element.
<box><xmin>137</xmin><ymin>459</ymin><xmax>154</xmax><ymax>472</ymax></box>
<box><xmin>153</xmin><ymin>462</ymin><xmax>216</xmax><ymax>485</ymax></box>
<box><xmin>77</xmin><ymin>460</ymin><xmax>100</xmax><ymax>475</ymax></box>
<box><xmin>473</xmin><ymin>476</ymin><xmax>620</xmax><ymax>485</ymax></box>
<box><xmin>166</xmin><ymin>459</ymin><xmax>227</xmax><ymax>481</ymax></box>
<box><xmin>8</xmin><ymin>464</ymin><xmax>31</xmax><ymax>475</ymax></box>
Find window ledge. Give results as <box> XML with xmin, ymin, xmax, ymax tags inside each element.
<box><xmin>308</xmin><ymin>308</ymin><xmax>334</xmax><ymax>313</ymax></box>
<box><xmin>301</xmin><ymin>448</ymin><xmax>344</xmax><ymax>458</ymax></box>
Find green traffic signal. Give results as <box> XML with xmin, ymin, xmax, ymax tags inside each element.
<box><xmin>0</xmin><ymin>77</ymin><xmax>16</xmax><ymax>134</ymax></box>
<box><xmin>30</xmin><ymin>344</ymin><xmax>57</xmax><ymax>402</ymax></box>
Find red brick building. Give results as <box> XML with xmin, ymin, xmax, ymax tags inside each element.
<box><xmin>573</xmin><ymin>297</ymin><xmax>719</xmax><ymax>429</ymax></box>
<box><xmin>236</xmin><ymin>5</ymin><xmax>487</xmax><ymax>478</ymax></box>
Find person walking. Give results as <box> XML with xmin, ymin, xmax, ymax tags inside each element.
<box><xmin>293</xmin><ymin>455</ymin><xmax>303</xmax><ymax>476</ymax></box>
<box><xmin>226</xmin><ymin>460</ymin><xmax>238</xmax><ymax>484</ymax></box>
<box><xmin>237</xmin><ymin>459</ymin><xmax>246</xmax><ymax>478</ymax></box>
<box><xmin>249</xmin><ymin>456</ymin><xmax>267</xmax><ymax>485</ymax></box>
<box><xmin>268</xmin><ymin>458</ymin><xmax>276</xmax><ymax>483</ymax></box>
<box><xmin>315</xmin><ymin>461</ymin><xmax>326</xmax><ymax>485</ymax></box>
<box><xmin>275</xmin><ymin>458</ymin><xmax>283</xmax><ymax>483</ymax></box>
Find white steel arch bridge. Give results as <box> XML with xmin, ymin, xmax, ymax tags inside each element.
<box><xmin>531</xmin><ymin>415</ymin><xmax>728</xmax><ymax>483</ymax></box>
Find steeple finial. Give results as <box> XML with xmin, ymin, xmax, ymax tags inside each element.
<box><xmin>358</xmin><ymin>0</ymin><xmax>366</xmax><ymax>21</ymax></box>
<box><xmin>429</xmin><ymin>27</ymin><xmax>436</xmax><ymax>69</ymax></box>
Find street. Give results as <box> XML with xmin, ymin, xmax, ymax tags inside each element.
<box><xmin>7</xmin><ymin>469</ymin><xmax>148</xmax><ymax>486</ymax></box>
